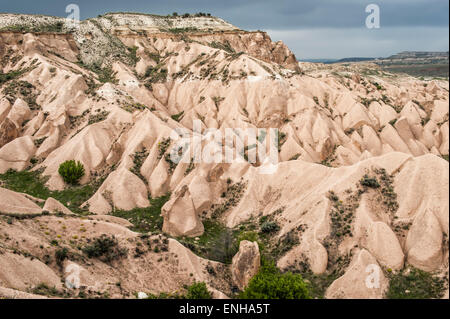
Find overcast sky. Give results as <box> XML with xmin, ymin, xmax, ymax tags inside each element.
<box><xmin>0</xmin><ymin>0</ymin><xmax>448</xmax><ymax>59</ymax></box>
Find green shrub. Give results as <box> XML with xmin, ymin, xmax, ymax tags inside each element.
<box><xmin>360</xmin><ymin>174</ymin><xmax>380</xmax><ymax>188</ymax></box>
<box><xmin>55</xmin><ymin>247</ymin><xmax>69</xmax><ymax>266</ymax></box>
<box><xmin>185</xmin><ymin>282</ymin><xmax>212</xmax><ymax>299</ymax></box>
<box><xmin>239</xmin><ymin>259</ymin><xmax>311</xmax><ymax>299</ymax></box>
<box><xmin>260</xmin><ymin>221</ymin><xmax>280</xmax><ymax>234</ymax></box>
<box><xmin>82</xmin><ymin>235</ymin><xmax>128</xmax><ymax>263</ymax></box>
<box><xmin>58</xmin><ymin>160</ymin><xmax>85</xmax><ymax>185</ymax></box>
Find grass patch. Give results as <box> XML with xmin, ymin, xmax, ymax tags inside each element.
<box><xmin>177</xmin><ymin>220</ymin><xmax>238</xmax><ymax>264</ymax></box>
<box><xmin>111</xmin><ymin>194</ymin><xmax>171</xmax><ymax>233</ymax></box>
<box><xmin>0</xmin><ymin>169</ymin><xmax>100</xmax><ymax>214</ymax></box>
<box><xmin>386</xmin><ymin>267</ymin><xmax>447</xmax><ymax>299</ymax></box>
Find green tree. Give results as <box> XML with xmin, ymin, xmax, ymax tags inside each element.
<box><xmin>58</xmin><ymin>160</ymin><xmax>85</xmax><ymax>185</ymax></box>
<box><xmin>185</xmin><ymin>282</ymin><xmax>212</xmax><ymax>299</ymax></box>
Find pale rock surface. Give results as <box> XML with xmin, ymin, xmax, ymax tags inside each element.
<box><xmin>85</xmin><ymin>167</ymin><xmax>150</xmax><ymax>214</ymax></box>
<box><xmin>0</xmin><ymin>136</ymin><xmax>36</xmax><ymax>173</ymax></box>
<box><xmin>0</xmin><ymin>252</ymin><xmax>62</xmax><ymax>291</ymax></box>
<box><xmin>0</xmin><ymin>187</ymin><xmax>42</xmax><ymax>215</ymax></box>
<box><xmin>162</xmin><ymin>185</ymin><xmax>204</xmax><ymax>237</ymax></box>
<box><xmin>366</xmin><ymin>222</ymin><xmax>404</xmax><ymax>270</ymax></box>
<box><xmin>325</xmin><ymin>249</ymin><xmax>388</xmax><ymax>299</ymax></box>
<box><xmin>42</xmin><ymin>197</ymin><xmax>73</xmax><ymax>215</ymax></box>
<box><xmin>405</xmin><ymin>209</ymin><xmax>443</xmax><ymax>271</ymax></box>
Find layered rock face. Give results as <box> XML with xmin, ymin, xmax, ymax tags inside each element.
<box><xmin>0</xmin><ymin>13</ymin><xmax>448</xmax><ymax>299</ymax></box>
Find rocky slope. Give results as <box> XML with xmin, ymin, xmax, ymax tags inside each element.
<box><xmin>0</xmin><ymin>13</ymin><xmax>448</xmax><ymax>299</ymax></box>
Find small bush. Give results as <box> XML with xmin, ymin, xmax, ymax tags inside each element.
<box><xmin>360</xmin><ymin>174</ymin><xmax>380</xmax><ymax>188</ymax></box>
<box><xmin>55</xmin><ymin>247</ymin><xmax>69</xmax><ymax>266</ymax></box>
<box><xmin>58</xmin><ymin>160</ymin><xmax>85</xmax><ymax>185</ymax></box>
<box><xmin>82</xmin><ymin>235</ymin><xmax>128</xmax><ymax>263</ymax></box>
<box><xmin>261</xmin><ymin>221</ymin><xmax>280</xmax><ymax>234</ymax></box>
<box><xmin>185</xmin><ymin>282</ymin><xmax>212</xmax><ymax>299</ymax></box>
<box><xmin>239</xmin><ymin>259</ymin><xmax>311</xmax><ymax>299</ymax></box>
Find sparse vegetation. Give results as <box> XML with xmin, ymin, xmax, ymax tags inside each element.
<box><xmin>112</xmin><ymin>194</ymin><xmax>171</xmax><ymax>233</ymax></box>
<box><xmin>96</xmin><ymin>66</ymin><xmax>118</xmax><ymax>84</ymax></box>
<box><xmin>121</xmin><ymin>102</ymin><xmax>147</xmax><ymax>113</ymax></box>
<box><xmin>127</xmin><ymin>46</ymin><xmax>140</xmax><ymax>65</ymax></box>
<box><xmin>0</xmin><ymin>68</ymin><xmax>30</xmax><ymax>85</ymax></box>
<box><xmin>82</xmin><ymin>235</ymin><xmax>128</xmax><ymax>263</ymax></box>
<box><xmin>320</xmin><ymin>145</ymin><xmax>337</xmax><ymax>167</ymax></box>
<box><xmin>210</xmin><ymin>181</ymin><xmax>247</xmax><ymax>219</ymax></box>
<box><xmin>209</xmin><ymin>41</ymin><xmax>235</xmax><ymax>54</ymax></box>
<box><xmin>143</xmin><ymin>65</ymin><xmax>168</xmax><ymax>85</ymax></box>
<box><xmin>0</xmin><ymin>21</ymin><xmax>65</xmax><ymax>33</ymax></box>
<box><xmin>157</xmin><ymin>138</ymin><xmax>171</xmax><ymax>159</ymax></box>
<box><xmin>88</xmin><ymin>110</ymin><xmax>110</xmax><ymax>124</ymax></box>
<box><xmin>2</xmin><ymin>79</ymin><xmax>40</xmax><ymax>110</ymax></box>
<box><xmin>130</xmin><ymin>148</ymin><xmax>149</xmax><ymax>183</ymax></box>
<box><xmin>31</xmin><ymin>283</ymin><xmax>67</xmax><ymax>297</ymax></box>
<box><xmin>386</xmin><ymin>267</ymin><xmax>447</xmax><ymax>299</ymax></box>
<box><xmin>326</xmin><ymin>190</ymin><xmax>356</xmax><ymax>241</ymax></box>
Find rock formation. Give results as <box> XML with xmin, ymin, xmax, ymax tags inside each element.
<box><xmin>0</xmin><ymin>12</ymin><xmax>448</xmax><ymax>299</ymax></box>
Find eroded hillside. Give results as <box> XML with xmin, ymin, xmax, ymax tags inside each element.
<box><xmin>0</xmin><ymin>13</ymin><xmax>448</xmax><ymax>299</ymax></box>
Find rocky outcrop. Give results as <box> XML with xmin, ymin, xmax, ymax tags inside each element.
<box><xmin>42</xmin><ymin>197</ymin><xmax>73</xmax><ymax>215</ymax></box>
<box><xmin>0</xmin><ymin>117</ymin><xmax>18</xmax><ymax>148</ymax></box>
<box><xmin>0</xmin><ymin>252</ymin><xmax>62</xmax><ymax>291</ymax></box>
<box><xmin>0</xmin><ymin>187</ymin><xmax>42</xmax><ymax>215</ymax></box>
<box><xmin>231</xmin><ymin>241</ymin><xmax>260</xmax><ymax>290</ymax></box>
<box><xmin>162</xmin><ymin>185</ymin><xmax>204</xmax><ymax>237</ymax></box>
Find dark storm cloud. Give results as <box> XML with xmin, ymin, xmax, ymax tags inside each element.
<box><xmin>0</xmin><ymin>0</ymin><xmax>448</xmax><ymax>58</ymax></box>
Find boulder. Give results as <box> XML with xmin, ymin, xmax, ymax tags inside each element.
<box><xmin>231</xmin><ymin>240</ymin><xmax>260</xmax><ymax>290</ymax></box>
